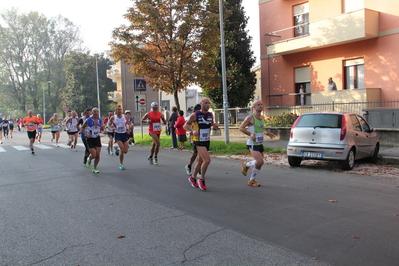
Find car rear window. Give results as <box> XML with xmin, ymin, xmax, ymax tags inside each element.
<box><xmin>296</xmin><ymin>114</ymin><xmax>341</xmax><ymax>128</ymax></box>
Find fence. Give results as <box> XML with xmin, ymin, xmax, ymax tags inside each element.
<box><xmin>213</xmin><ymin>100</ymin><xmax>399</xmax><ymax>126</ymax></box>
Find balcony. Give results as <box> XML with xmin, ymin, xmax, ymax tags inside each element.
<box><xmin>108</xmin><ymin>91</ymin><xmax>122</xmax><ymax>100</ymax></box>
<box><xmin>106</xmin><ymin>68</ymin><xmax>121</xmax><ymax>79</ymax></box>
<box><xmin>266</xmin><ymin>9</ymin><xmax>379</xmax><ymax>56</ymax></box>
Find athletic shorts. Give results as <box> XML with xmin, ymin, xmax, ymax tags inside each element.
<box><xmin>107</xmin><ymin>132</ymin><xmax>114</xmax><ymax>138</ymax></box>
<box><xmin>9</xmin><ymin>125</ymin><xmax>14</xmax><ymax>130</ymax></box>
<box><xmin>178</xmin><ymin>134</ymin><xmax>187</xmax><ymax>142</ymax></box>
<box><xmin>51</xmin><ymin>131</ymin><xmax>59</xmax><ymax>134</ymax></box>
<box><xmin>87</xmin><ymin>137</ymin><xmax>102</xmax><ymax>149</ymax></box>
<box><xmin>27</xmin><ymin>130</ymin><xmax>36</xmax><ymax>139</ymax></box>
<box><xmin>114</xmin><ymin>132</ymin><xmax>129</xmax><ymax>142</ymax></box>
<box><xmin>193</xmin><ymin>141</ymin><xmax>210</xmax><ymax>152</ymax></box>
<box><xmin>247</xmin><ymin>144</ymin><xmax>264</xmax><ymax>153</ymax></box>
<box><xmin>67</xmin><ymin>131</ymin><xmax>78</xmax><ymax>135</ymax></box>
<box><xmin>82</xmin><ymin>138</ymin><xmax>89</xmax><ymax>152</ymax></box>
<box><xmin>36</xmin><ymin>128</ymin><xmax>42</xmax><ymax>132</ymax></box>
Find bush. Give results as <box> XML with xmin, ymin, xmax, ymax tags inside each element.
<box><xmin>264</xmin><ymin>112</ymin><xmax>297</xmax><ymax>127</ymax></box>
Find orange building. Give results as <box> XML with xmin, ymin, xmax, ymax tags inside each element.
<box><xmin>259</xmin><ymin>0</ymin><xmax>399</xmax><ymax>113</ymax></box>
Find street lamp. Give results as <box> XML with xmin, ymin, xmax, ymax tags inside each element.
<box><xmin>219</xmin><ymin>0</ymin><xmax>229</xmax><ymax>144</ymax></box>
<box><xmin>45</xmin><ymin>81</ymin><xmax>52</xmax><ymax>124</ymax></box>
<box><xmin>95</xmin><ymin>55</ymin><xmax>101</xmax><ymax>116</ymax></box>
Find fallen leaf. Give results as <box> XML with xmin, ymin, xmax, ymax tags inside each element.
<box><xmin>110</xmin><ymin>203</ymin><xmax>114</xmax><ymax>205</ymax></box>
<box><xmin>312</xmin><ymin>257</ymin><xmax>318</xmax><ymax>260</ymax></box>
<box><xmin>352</xmin><ymin>236</ymin><xmax>361</xmax><ymax>239</ymax></box>
<box><xmin>117</xmin><ymin>235</ymin><xmax>125</xmax><ymax>238</ymax></box>
<box><xmin>394</xmin><ymin>214</ymin><xmax>398</xmax><ymax>216</ymax></box>
<box><xmin>304</xmin><ymin>187</ymin><xmax>309</xmax><ymax>189</ymax></box>
<box><xmin>328</xmin><ymin>200</ymin><xmax>338</xmax><ymax>202</ymax></box>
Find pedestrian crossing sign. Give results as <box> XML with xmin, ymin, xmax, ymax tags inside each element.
<box><xmin>134</xmin><ymin>79</ymin><xmax>146</xmax><ymax>91</ymax></box>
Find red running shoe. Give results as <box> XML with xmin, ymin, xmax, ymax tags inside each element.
<box><xmin>197</xmin><ymin>178</ymin><xmax>207</xmax><ymax>190</ymax></box>
<box><xmin>188</xmin><ymin>176</ymin><xmax>198</xmax><ymax>188</ymax></box>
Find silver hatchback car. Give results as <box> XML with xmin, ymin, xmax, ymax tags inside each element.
<box><xmin>287</xmin><ymin>112</ymin><xmax>379</xmax><ymax>170</ymax></box>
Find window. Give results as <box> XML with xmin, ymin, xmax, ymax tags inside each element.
<box><xmin>294</xmin><ymin>3</ymin><xmax>309</xmax><ymax>37</ymax></box>
<box><xmin>344</xmin><ymin>59</ymin><xmax>364</xmax><ymax>89</ymax></box>
<box><xmin>350</xmin><ymin>115</ymin><xmax>362</xmax><ymax>131</ymax></box>
<box><xmin>357</xmin><ymin>115</ymin><xmax>371</xmax><ymax>132</ymax></box>
<box><xmin>344</xmin><ymin>0</ymin><xmax>364</xmax><ymax>13</ymax></box>
<box><xmin>295</xmin><ymin>66</ymin><xmax>310</xmax><ymax>105</ymax></box>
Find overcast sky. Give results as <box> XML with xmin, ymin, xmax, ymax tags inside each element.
<box><xmin>1</xmin><ymin>0</ymin><xmax>260</xmax><ymax>64</ymax></box>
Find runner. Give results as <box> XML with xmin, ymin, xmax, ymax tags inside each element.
<box><xmin>0</xmin><ymin>114</ymin><xmax>3</xmax><ymax>144</ymax></box>
<box><xmin>48</xmin><ymin>113</ymin><xmax>61</xmax><ymax>146</ymax></box>
<box><xmin>103</xmin><ymin>110</ymin><xmax>115</xmax><ymax>155</ymax></box>
<box><xmin>239</xmin><ymin>100</ymin><xmax>276</xmax><ymax>187</ymax></box>
<box><xmin>66</xmin><ymin>111</ymin><xmax>79</xmax><ymax>151</ymax></box>
<box><xmin>2</xmin><ymin>117</ymin><xmax>9</xmax><ymax>139</ymax></box>
<box><xmin>125</xmin><ymin>110</ymin><xmax>135</xmax><ymax>146</ymax></box>
<box><xmin>77</xmin><ymin>108</ymin><xmax>92</xmax><ymax>165</ymax></box>
<box><xmin>184</xmin><ymin>104</ymin><xmax>201</xmax><ymax>176</ymax></box>
<box><xmin>141</xmin><ymin>102</ymin><xmax>167</xmax><ymax>165</ymax></box>
<box><xmin>35</xmin><ymin>114</ymin><xmax>44</xmax><ymax>143</ymax></box>
<box><xmin>108</xmin><ymin>105</ymin><xmax>131</xmax><ymax>170</ymax></box>
<box><xmin>23</xmin><ymin>110</ymin><xmax>40</xmax><ymax>154</ymax></box>
<box><xmin>64</xmin><ymin>110</ymin><xmax>72</xmax><ymax>145</ymax></box>
<box><xmin>8</xmin><ymin>116</ymin><xmax>15</xmax><ymax>138</ymax></box>
<box><xmin>183</xmin><ymin>98</ymin><xmax>219</xmax><ymax>190</ymax></box>
<box><xmin>81</xmin><ymin>108</ymin><xmax>104</xmax><ymax>173</ymax></box>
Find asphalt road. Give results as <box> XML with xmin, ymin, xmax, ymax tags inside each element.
<box><xmin>1</xmin><ymin>131</ymin><xmax>398</xmax><ymax>265</ymax></box>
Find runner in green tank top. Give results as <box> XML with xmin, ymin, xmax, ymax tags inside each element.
<box><xmin>239</xmin><ymin>100</ymin><xmax>276</xmax><ymax>187</ymax></box>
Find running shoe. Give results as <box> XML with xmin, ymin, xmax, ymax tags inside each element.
<box><xmin>197</xmin><ymin>171</ymin><xmax>201</xmax><ymax>178</ymax></box>
<box><xmin>247</xmin><ymin>180</ymin><xmax>260</xmax><ymax>187</ymax></box>
<box><xmin>147</xmin><ymin>156</ymin><xmax>153</xmax><ymax>165</ymax></box>
<box><xmin>241</xmin><ymin>161</ymin><xmax>249</xmax><ymax>176</ymax></box>
<box><xmin>0</xmin><ymin>141</ymin><xmax>2</xmax><ymax>144</ymax></box>
<box><xmin>92</xmin><ymin>168</ymin><xmax>100</xmax><ymax>174</ymax></box>
<box><xmin>188</xmin><ymin>176</ymin><xmax>198</xmax><ymax>188</ymax></box>
<box><xmin>86</xmin><ymin>160</ymin><xmax>91</xmax><ymax>168</ymax></box>
<box><xmin>153</xmin><ymin>157</ymin><xmax>158</xmax><ymax>165</ymax></box>
<box><xmin>185</xmin><ymin>164</ymin><xmax>191</xmax><ymax>176</ymax></box>
<box><xmin>114</xmin><ymin>146</ymin><xmax>120</xmax><ymax>156</ymax></box>
<box><xmin>31</xmin><ymin>148</ymin><xmax>35</xmax><ymax>155</ymax></box>
<box><xmin>38</xmin><ymin>140</ymin><xmax>41</xmax><ymax>143</ymax></box>
<box><xmin>119</xmin><ymin>164</ymin><xmax>125</xmax><ymax>170</ymax></box>
<box><xmin>197</xmin><ymin>178</ymin><xmax>207</xmax><ymax>190</ymax></box>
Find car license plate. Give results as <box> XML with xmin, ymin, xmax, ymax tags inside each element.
<box><xmin>301</xmin><ymin>151</ymin><xmax>324</xmax><ymax>158</ymax></box>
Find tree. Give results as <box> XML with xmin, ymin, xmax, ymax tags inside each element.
<box><xmin>201</xmin><ymin>0</ymin><xmax>256</xmax><ymax>109</ymax></box>
<box><xmin>110</xmin><ymin>0</ymin><xmax>208</xmax><ymax>111</ymax></box>
<box><xmin>62</xmin><ymin>52</ymin><xmax>116</xmax><ymax>117</ymax></box>
<box><xmin>0</xmin><ymin>9</ymin><xmax>82</xmax><ymax>116</ymax></box>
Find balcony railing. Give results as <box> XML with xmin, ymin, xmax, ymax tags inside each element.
<box><xmin>266</xmin><ymin>8</ymin><xmax>379</xmax><ymax>56</ymax></box>
<box><xmin>108</xmin><ymin>91</ymin><xmax>122</xmax><ymax>100</ymax></box>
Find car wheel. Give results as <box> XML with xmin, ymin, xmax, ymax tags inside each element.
<box><xmin>369</xmin><ymin>143</ymin><xmax>379</xmax><ymax>164</ymax></box>
<box><xmin>288</xmin><ymin>156</ymin><xmax>302</xmax><ymax>167</ymax></box>
<box><xmin>340</xmin><ymin>148</ymin><xmax>355</xmax><ymax>170</ymax></box>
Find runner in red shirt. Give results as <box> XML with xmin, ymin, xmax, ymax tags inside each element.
<box><xmin>23</xmin><ymin>110</ymin><xmax>40</xmax><ymax>154</ymax></box>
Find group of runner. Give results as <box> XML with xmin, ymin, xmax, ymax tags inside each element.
<box><xmin>0</xmin><ymin>115</ymin><xmax>15</xmax><ymax>143</ymax></box>
<box><xmin>8</xmin><ymin>97</ymin><xmax>275</xmax><ymax>191</ymax></box>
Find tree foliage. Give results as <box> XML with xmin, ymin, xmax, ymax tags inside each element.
<box><xmin>62</xmin><ymin>52</ymin><xmax>116</xmax><ymax>117</ymax></box>
<box><xmin>110</xmin><ymin>0</ymin><xmax>208</xmax><ymax>111</ymax></box>
<box><xmin>201</xmin><ymin>0</ymin><xmax>256</xmax><ymax>109</ymax></box>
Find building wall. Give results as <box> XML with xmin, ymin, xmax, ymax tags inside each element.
<box><xmin>259</xmin><ymin>0</ymin><xmax>399</xmax><ymax>107</ymax></box>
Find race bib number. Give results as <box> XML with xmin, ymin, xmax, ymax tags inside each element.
<box><xmin>199</xmin><ymin>128</ymin><xmax>210</xmax><ymax>142</ymax></box>
<box><xmin>28</xmin><ymin>123</ymin><xmax>34</xmax><ymax>128</ymax></box>
<box><xmin>53</xmin><ymin>125</ymin><xmax>60</xmax><ymax>131</ymax></box>
<box><xmin>91</xmin><ymin>127</ymin><xmax>100</xmax><ymax>138</ymax></box>
<box><xmin>255</xmin><ymin>133</ymin><xmax>264</xmax><ymax>144</ymax></box>
<box><xmin>116</xmin><ymin>122</ymin><xmax>126</xmax><ymax>133</ymax></box>
<box><xmin>153</xmin><ymin>122</ymin><xmax>161</xmax><ymax>131</ymax></box>
<box><xmin>37</xmin><ymin>124</ymin><xmax>42</xmax><ymax>129</ymax></box>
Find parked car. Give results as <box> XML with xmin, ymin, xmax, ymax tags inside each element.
<box><xmin>287</xmin><ymin>112</ymin><xmax>379</xmax><ymax>170</ymax></box>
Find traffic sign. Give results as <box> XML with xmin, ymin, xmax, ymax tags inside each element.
<box><xmin>135</xmin><ymin>94</ymin><xmax>146</xmax><ymax>112</ymax></box>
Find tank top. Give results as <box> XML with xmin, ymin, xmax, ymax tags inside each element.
<box><xmin>113</xmin><ymin>114</ymin><xmax>127</xmax><ymax>134</ymax></box>
<box><xmin>192</xmin><ymin>110</ymin><xmax>213</xmax><ymax>142</ymax></box>
<box><xmin>86</xmin><ymin>117</ymin><xmax>103</xmax><ymax>138</ymax></box>
<box><xmin>148</xmin><ymin>111</ymin><xmax>162</xmax><ymax>134</ymax></box>
<box><xmin>51</xmin><ymin>119</ymin><xmax>61</xmax><ymax>131</ymax></box>
<box><xmin>68</xmin><ymin>117</ymin><xmax>79</xmax><ymax>132</ymax></box>
<box><xmin>246</xmin><ymin>114</ymin><xmax>264</xmax><ymax>146</ymax></box>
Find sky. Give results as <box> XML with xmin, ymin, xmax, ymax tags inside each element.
<box><xmin>1</xmin><ymin>0</ymin><xmax>260</xmax><ymax>65</ymax></box>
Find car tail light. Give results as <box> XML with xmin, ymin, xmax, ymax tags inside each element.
<box><xmin>340</xmin><ymin>115</ymin><xmax>347</xmax><ymax>141</ymax></box>
<box><xmin>290</xmin><ymin>115</ymin><xmax>301</xmax><ymax>138</ymax></box>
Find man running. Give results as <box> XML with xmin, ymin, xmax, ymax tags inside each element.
<box><xmin>66</xmin><ymin>111</ymin><xmax>79</xmax><ymax>151</ymax></box>
<box><xmin>141</xmin><ymin>102</ymin><xmax>167</xmax><ymax>165</ymax></box>
<box><xmin>184</xmin><ymin>98</ymin><xmax>219</xmax><ymax>190</ymax></box>
<box><xmin>35</xmin><ymin>114</ymin><xmax>44</xmax><ymax>143</ymax></box>
<box><xmin>81</xmin><ymin>108</ymin><xmax>104</xmax><ymax>173</ymax></box>
<box><xmin>108</xmin><ymin>105</ymin><xmax>131</xmax><ymax>170</ymax></box>
<box><xmin>184</xmin><ymin>104</ymin><xmax>201</xmax><ymax>176</ymax></box>
<box><xmin>78</xmin><ymin>108</ymin><xmax>92</xmax><ymax>165</ymax></box>
<box><xmin>23</xmin><ymin>110</ymin><xmax>40</xmax><ymax>154</ymax></box>
<box><xmin>8</xmin><ymin>116</ymin><xmax>15</xmax><ymax>138</ymax></box>
<box><xmin>103</xmin><ymin>110</ymin><xmax>115</xmax><ymax>155</ymax></box>
<box><xmin>239</xmin><ymin>100</ymin><xmax>276</xmax><ymax>187</ymax></box>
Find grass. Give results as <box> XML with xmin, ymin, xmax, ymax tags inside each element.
<box><xmin>133</xmin><ymin>132</ymin><xmax>286</xmax><ymax>155</ymax></box>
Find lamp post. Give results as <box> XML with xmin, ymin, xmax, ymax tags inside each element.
<box><xmin>95</xmin><ymin>55</ymin><xmax>101</xmax><ymax>116</ymax></box>
<box><xmin>45</xmin><ymin>81</ymin><xmax>52</xmax><ymax>124</ymax></box>
<box><xmin>219</xmin><ymin>0</ymin><xmax>229</xmax><ymax>144</ymax></box>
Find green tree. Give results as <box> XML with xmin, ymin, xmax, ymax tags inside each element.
<box><xmin>62</xmin><ymin>52</ymin><xmax>115</xmax><ymax>117</ymax></box>
<box><xmin>110</xmin><ymin>0</ymin><xmax>208</xmax><ymax>111</ymax></box>
<box><xmin>201</xmin><ymin>0</ymin><xmax>256</xmax><ymax>109</ymax></box>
